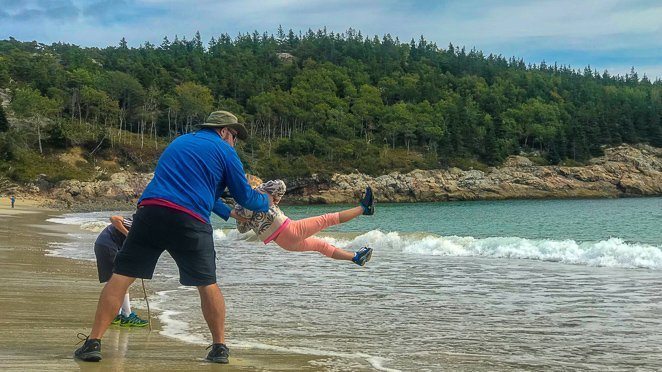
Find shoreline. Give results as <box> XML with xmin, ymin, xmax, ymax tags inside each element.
<box><xmin>3</xmin><ymin>196</ymin><xmax>661</xmax><ymax>370</ymax></box>
<box><xmin>5</xmin><ymin>192</ymin><xmax>662</xmax><ymax>215</ymax></box>
<box><xmin>3</xmin><ymin>142</ymin><xmax>660</xmax><ymax>210</ymax></box>
<box><xmin>0</xmin><ymin>203</ymin><xmax>322</xmax><ymax>370</ymax></box>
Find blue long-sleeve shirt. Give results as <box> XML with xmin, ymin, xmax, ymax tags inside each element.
<box><xmin>139</xmin><ymin>128</ymin><xmax>269</xmax><ymax>223</ymax></box>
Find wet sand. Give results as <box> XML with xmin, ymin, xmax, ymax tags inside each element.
<box><xmin>0</xmin><ymin>203</ymin><xmax>319</xmax><ymax>371</ymax></box>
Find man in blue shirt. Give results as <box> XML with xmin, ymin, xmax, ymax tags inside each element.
<box><xmin>75</xmin><ymin>111</ymin><xmax>271</xmax><ymax>364</ymax></box>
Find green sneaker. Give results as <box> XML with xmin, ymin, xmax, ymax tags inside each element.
<box><xmin>111</xmin><ymin>314</ymin><xmax>123</xmax><ymax>325</ymax></box>
<box><xmin>120</xmin><ymin>312</ymin><xmax>149</xmax><ymax>327</ymax></box>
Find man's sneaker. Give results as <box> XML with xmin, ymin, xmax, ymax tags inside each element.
<box><xmin>352</xmin><ymin>247</ymin><xmax>373</xmax><ymax>266</ymax></box>
<box><xmin>74</xmin><ymin>333</ymin><xmax>102</xmax><ymax>362</ymax></box>
<box><xmin>111</xmin><ymin>314</ymin><xmax>123</xmax><ymax>325</ymax></box>
<box><xmin>120</xmin><ymin>312</ymin><xmax>149</xmax><ymax>327</ymax></box>
<box><xmin>206</xmin><ymin>343</ymin><xmax>230</xmax><ymax>364</ymax></box>
<box><xmin>360</xmin><ymin>186</ymin><xmax>374</xmax><ymax>215</ymax></box>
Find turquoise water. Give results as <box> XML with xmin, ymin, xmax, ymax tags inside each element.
<box><xmin>269</xmin><ymin>197</ymin><xmax>662</xmax><ymax>244</ymax></box>
<box><xmin>48</xmin><ymin>197</ymin><xmax>662</xmax><ymax>371</ymax></box>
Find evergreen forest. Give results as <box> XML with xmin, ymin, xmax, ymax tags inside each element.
<box><xmin>0</xmin><ymin>28</ymin><xmax>660</xmax><ymax>183</ymax></box>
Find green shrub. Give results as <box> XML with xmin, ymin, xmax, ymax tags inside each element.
<box><xmin>373</xmin><ymin>148</ymin><xmax>426</xmax><ymax>174</ymax></box>
<box><xmin>48</xmin><ymin>120</ymin><xmax>110</xmax><ymax>149</ymax></box>
<box><xmin>253</xmin><ymin>154</ymin><xmax>331</xmax><ymax>179</ymax></box>
<box><xmin>8</xmin><ymin>149</ymin><xmax>96</xmax><ymax>183</ymax></box>
<box><xmin>528</xmin><ymin>155</ymin><xmax>549</xmax><ymax>166</ymax></box>
<box><xmin>0</xmin><ymin>131</ymin><xmax>23</xmax><ymax>161</ymax></box>
<box><xmin>447</xmin><ymin>157</ymin><xmax>490</xmax><ymax>172</ymax></box>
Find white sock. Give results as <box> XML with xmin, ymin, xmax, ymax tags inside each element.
<box><xmin>121</xmin><ymin>293</ymin><xmax>132</xmax><ymax>316</ymax></box>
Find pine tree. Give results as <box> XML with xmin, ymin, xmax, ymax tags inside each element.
<box><xmin>0</xmin><ymin>105</ymin><xmax>8</xmax><ymax>132</ymax></box>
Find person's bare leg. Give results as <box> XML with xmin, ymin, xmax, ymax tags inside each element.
<box><xmin>198</xmin><ymin>284</ymin><xmax>226</xmax><ymax>344</ymax></box>
<box><xmin>338</xmin><ymin>206</ymin><xmax>363</xmax><ymax>223</ymax></box>
<box><xmin>90</xmin><ymin>274</ymin><xmax>136</xmax><ymax>339</ymax></box>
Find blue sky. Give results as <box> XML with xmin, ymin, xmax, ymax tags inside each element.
<box><xmin>1</xmin><ymin>0</ymin><xmax>661</xmax><ymax>79</ymax></box>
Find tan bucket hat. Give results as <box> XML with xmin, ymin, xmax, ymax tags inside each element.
<box><xmin>199</xmin><ymin>111</ymin><xmax>248</xmax><ymax>140</ymax></box>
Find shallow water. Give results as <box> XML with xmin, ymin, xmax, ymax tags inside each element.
<box><xmin>47</xmin><ymin>197</ymin><xmax>662</xmax><ymax>371</ymax></box>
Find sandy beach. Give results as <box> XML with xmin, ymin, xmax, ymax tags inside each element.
<box><xmin>0</xmin><ymin>201</ymin><xmax>320</xmax><ymax>371</ymax></box>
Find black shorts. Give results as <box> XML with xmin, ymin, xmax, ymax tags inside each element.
<box><xmin>114</xmin><ymin>205</ymin><xmax>216</xmax><ymax>286</ymax></box>
<box><xmin>94</xmin><ymin>242</ymin><xmax>118</xmax><ymax>283</ymax></box>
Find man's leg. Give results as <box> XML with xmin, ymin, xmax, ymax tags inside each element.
<box><xmin>198</xmin><ymin>283</ymin><xmax>226</xmax><ymax>344</ymax></box>
<box><xmin>90</xmin><ymin>273</ymin><xmax>136</xmax><ymax>339</ymax></box>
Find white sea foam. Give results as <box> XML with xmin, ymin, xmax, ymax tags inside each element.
<box><xmin>45</xmin><ymin>213</ymin><xmax>662</xmax><ymax>271</ymax></box>
<box><xmin>234</xmin><ymin>340</ymin><xmax>400</xmax><ymax>372</ymax></box>
<box><xmin>157</xmin><ymin>310</ymin><xmax>207</xmax><ymax>345</ymax></box>
<box><xmin>211</xmin><ymin>228</ymin><xmax>662</xmax><ymax>270</ymax></box>
<box><xmin>45</xmin><ymin>241</ymin><xmax>95</xmax><ymax>260</ymax></box>
<box><xmin>362</xmin><ymin>231</ymin><xmax>662</xmax><ymax>270</ymax></box>
<box><xmin>213</xmin><ymin>228</ymin><xmax>264</xmax><ymax>243</ymax></box>
<box><xmin>46</xmin><ymin>215</ymin><xmax>98</xmax><ymax>225</ymax></box>
<box><xmin>213</xmin><ymin>228</ymin><xmax>227</xmax><ymax>240</ymax></box>
<box><xmin>44</xmin><ymin>214</ymin><xmax>662</xmax><ymax>369</ymax></box>
<box><xmin>80</xmin><ymin>221</ymin><xmax>109</xmax><ymax>232</ymax></box>
<box><xmin>366</xmin><ymin>356</ymin><xmax>403</xmax><ymax>372</ymax></box>
<box><xmin>45</xmin><ymin>232</ymin><xmax>97</xmax><ymax>261</ymax></box>
<box><xmin>46</xmin><ymin>214</ymin><xmax>116</xmax><ymax>236</ymax></box>
<box><xmin>149</xmin><ymin>289</ymin><xmax>208</xmax><ymax>345</ymax></box>
<box><xmin>46</xmin><ymin>211</ymin><xmax>130</xmax><ymax>229</ymax></box>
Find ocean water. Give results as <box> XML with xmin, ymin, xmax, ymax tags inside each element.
<box><xmin>47</xmin><ymin>197</ymin><xmax>662</xmax><ymax>371</ymax></box>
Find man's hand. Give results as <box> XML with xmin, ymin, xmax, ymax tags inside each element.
<box><xmin>230</xmin><ymin>209</ymin><xmax>250</xmax><ymax>223</ymax></box>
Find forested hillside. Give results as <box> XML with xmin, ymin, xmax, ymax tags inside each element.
<box><xmin>0</xmin><ymin>28</ymin><xmax>660</xmax><ymax>184</ymax></box>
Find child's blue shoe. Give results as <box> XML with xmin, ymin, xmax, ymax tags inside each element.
<box><xmin>352</xmin><ymin>247</ymin><xmax>373</xmax><ymax>266</ymax></box>
<box><xmin>360</xmin><ymin>187</ymin><xmax>374</xmax><ymax>215</ymax></box>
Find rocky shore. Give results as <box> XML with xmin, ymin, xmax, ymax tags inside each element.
<box><xmin>8</xmin><ymin>144</ymin><xmax>662</xmax><ymax>209</ymax></box>
<box><xmin>288</xmin><ymin>144</ymin><xmax>662</xmax><ymax>204</ymax></box>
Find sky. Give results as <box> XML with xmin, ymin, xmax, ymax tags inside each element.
<box><xmin>1</xmin><ymin>0</ymin><xmax>661</xmax><ymax>80</ymax></box>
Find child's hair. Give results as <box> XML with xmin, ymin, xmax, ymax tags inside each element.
<box><xmin>255</xmin><ymin>180</ymin><xmax>286</xmax><ymax>202</ymax></box>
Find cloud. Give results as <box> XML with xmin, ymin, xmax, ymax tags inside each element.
<box><xmin>390</xmin><ymin>0</ymin><xmax>661</xmax><ymax>50</ymax></box>
<box><xmin>0</xmin><ymin>0</ymin><xmax>27</xmax><ymax>11</ymax></box>
<box><xmin>0</xmin><ymin>0</ymin><xmax>659</xmax><ymax>78</ymax></box>
<box><xmin>0</xmin><ymin>0</ymin><xmax>79</xmax><ymax>22</ymax></box>
<box><xmin>81</xmin><ymin>0</ymin><xmax>167</xmax><ymax>25</ymax></box>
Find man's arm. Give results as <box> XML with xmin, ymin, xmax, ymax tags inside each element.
<box><xmin>212</xmin><ymin>193</ymin><xmax>271</xmax><ymax>221</ymax></box>
<box><xmin>223</xmin><ymin>151</ymin><xmax>270</xmax><ymax>212</ymax></box>
<box><xmin>212</xmin><ymin>200</ymin><xmax>232</xmax><ymax>221</ymax></box>
<box><xmin>109</xmin><ymin>215</ymin><xmax>129</xmax><ymax>236</ymax></box>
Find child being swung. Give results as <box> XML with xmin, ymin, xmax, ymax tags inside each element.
<box><xmin>234</xmin><ymin>180</ymin><xmax>374</xmax><ymax>266</ymax></box>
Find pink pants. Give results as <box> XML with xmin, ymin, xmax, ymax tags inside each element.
<box><xmin>273</xmin><ymin>213</ymin><xmax>340</xmax><ymax>257</ymax></box>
